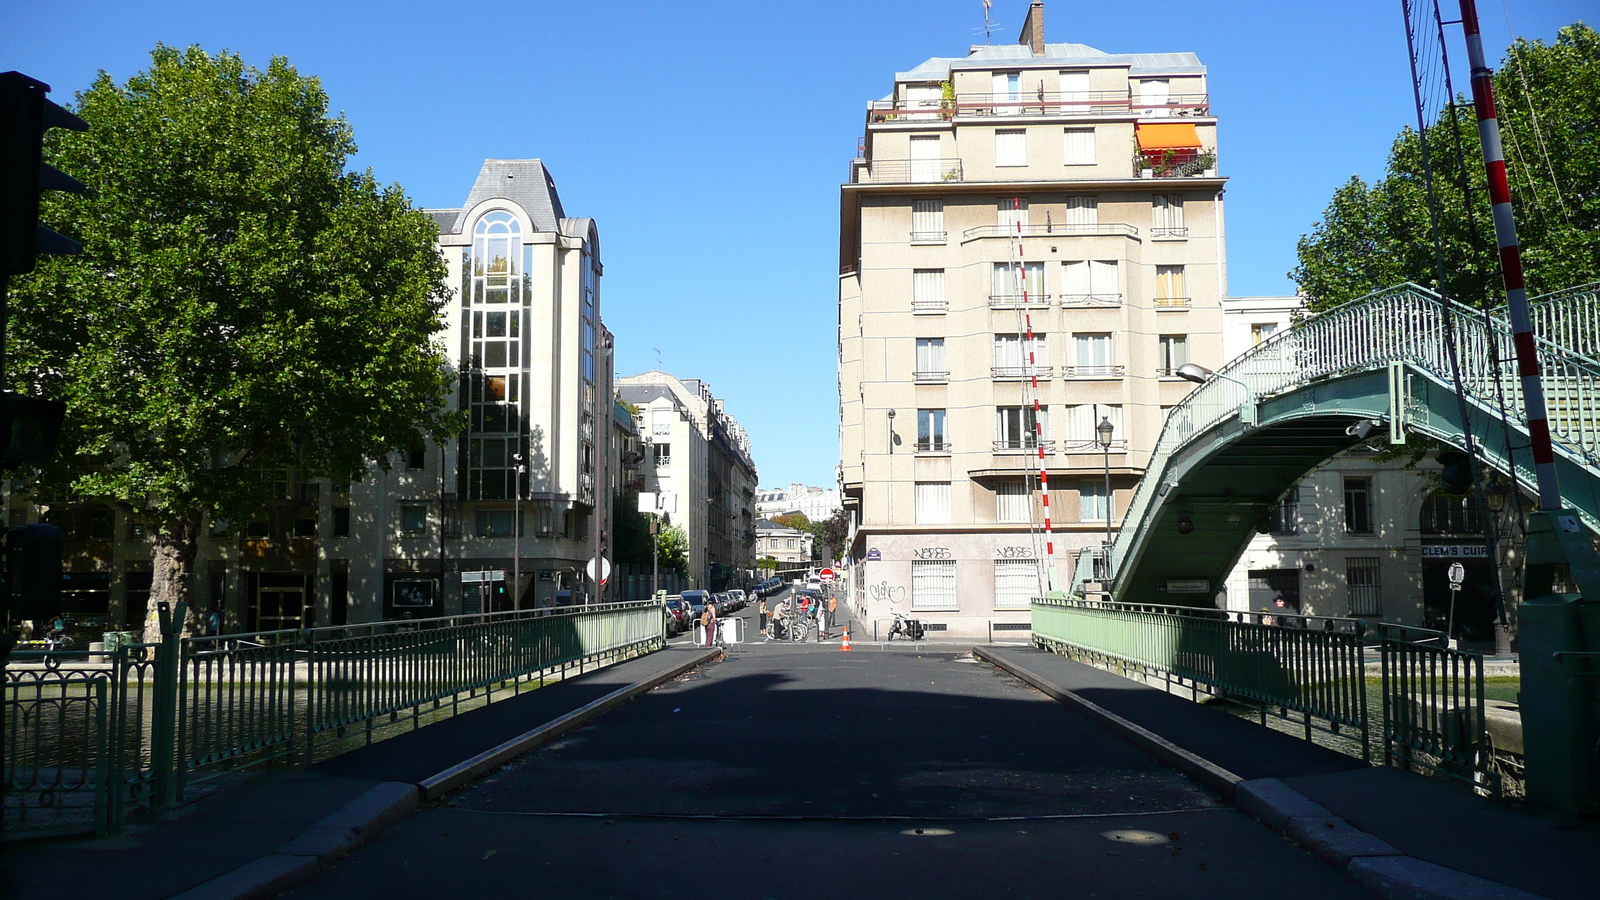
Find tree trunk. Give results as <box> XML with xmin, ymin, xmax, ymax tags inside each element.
<box><xmin>143</xmin><ymin>519</ymin><xmax>201</xmax><ymax>643</ymax></box>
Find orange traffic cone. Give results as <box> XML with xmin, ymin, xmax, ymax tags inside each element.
<box><xmin>840</xmin><ymin>628</ymin><xmax>852</xmax><ymax>651</ymax></box>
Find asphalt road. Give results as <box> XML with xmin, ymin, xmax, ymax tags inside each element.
<box><xmin>282</xmin><ymin>604</ymin><xmax>1369</xmax><ymax>899</ymax></box>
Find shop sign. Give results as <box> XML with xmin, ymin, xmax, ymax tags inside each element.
<box><xmin>1421</xmin><ymin>545</ymin><xmax>1488</xmax><ymax>558</ymax></box>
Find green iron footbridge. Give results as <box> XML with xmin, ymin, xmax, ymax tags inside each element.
<box><xmin>1073</xmin><ymin>282</ymin><xmax>1600</xmax><ymax>604</ymax></box>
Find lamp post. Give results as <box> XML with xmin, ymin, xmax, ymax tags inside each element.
<box><xmin>1176</xmin><ymin>363</ymin><xmax>1258</xmax><ymax>426</ymax></box>
<box><xmin>1096</xmin><ymin>415</ymin><xmax>1115</xmax><ymax>576</ymax></box>
<box><xmin>512</xmin><ymin>452</ymin><xmax>525</xmax><ymax>610</ymax></box>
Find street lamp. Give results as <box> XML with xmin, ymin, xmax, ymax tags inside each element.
<box><xmin>512</xmin><ymin>452</ymin><xmax>525</xmax><ymax>610</ymax></box>
<box><xmin>1175</xmin><ymin>363</ymin><xmax>1258</xmax><ymax>426</ymax></box>
<box><xmin>1096</xmin><ymin>416</ymin><xmax>1115</xmax><ymax>575</ymax></box>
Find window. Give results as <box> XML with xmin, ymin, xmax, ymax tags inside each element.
<box><xmin>1273</xmin><ymin>486</ymin><xmax>1300</xmax><ymax>535</ymax></box>
<box><xmin>904</xmin><ymin>83</ymin><xmax>943</xmax><ymax>119</ymax></box>
<box><xmin>1073</xmin><ymin>333</ymin><xmax>1116</xmax><ymax>375</ymax></box>
<box><xmin>994</xmin><ymin>559</ymin><xmax>1039</xmax><ymax>608</ymax></box>
<box><xmin>400</xmin><ymin>505</ymin><xmax>427</xmax><ymax>533</ymax></box>
<box><xmin>653</xmin><ymin>443</ymin><xmax>672</xmax><ymax>466</ymax></box>
<box><xmin>1063</xmin><ymin>127</ymin><xmax>1095</xmax><ymax>165</ymax></box>
<box><xmin>1058</xmin><ymin>69</ymin><xmax>1090</xmax><ymax>107</ymax></box>
<box><xmin>1079</xmin><ymin>479</ymin><xmax>1112</xmax><ymax>521</ymax></box>
<box><xmin>993</xmin><ymin>333</ymin><xmax>1048</xmax><ymax>376</ymax></box>
<box><xmin>997</xmin><ymin>198</ymin><xmax>1029</xmax><ymax>229</ymax></box>
<box><xmin>911</xmin><ymin>200</ymin><xmax>945</xmax><ymax>242</ymax></box>
<box><xmin>993</xmin><ymin>71</ymin><xmax>1022</xmax><ymax>115</ymax></box>
<box><xmin>909</xmin><ymin>135</ymin><xmax>942</xmax><ymax>181</ymax></box>
<box><xmin>1158</xmin><ymin>335</ymin><xmax>1188</xmax><ymax>375</ymax></box>
<box><xmin>1421</xmin><ymin>491</ymin><xmax>1480</xmax><ymax>535</ymax></box>
<box><xmin>475</xmin><ymin>509</ymin><xmax>515</xmax><ymax>537</ymax></box>
<box><xmin>1156</xmin><ymin>265</ymin><xmax>1187</xmax><ymax>307</ymax></box>
<box><xmin>912</xmin><ymin>269</ymin><xmax>947</xmax><ymax>311</ymax></box>
<box><xmin>996</xmin><ymin>406</ymin><xmax>1048</xmax><ymax>449</ymax></box>
<box><xmin>911</xmin><ymin>559</ymin><xmax>958</xmax><ymax>610</ymax></box>
<box><xmin>914</xmin><ymin>482</ymin><xmax>951</xmax><ymax>525</ymax></box>
<box><xmin>294</xmin><ymin>514</ymin><xmax>317</xmax><ymax>538</ymax></box>
<box><xmin>990</xmin><ymin>262</ymin><xmax>1044</xmax><ymax>302</ymax></box>
<box><xmin>1252</xmin><ymin>322</ymin><xmax>1280</xmax><ymax>346</ymax></box>
<box><xmin>1061</xmin><ymin>259</ymin><xmax>1118</xmax><ymax>305</ymax></box>
<box><xmin>1347</xmin><ymin>557</ymin><xmax>1382</xmax><ymax>616</ymax></box>
<box><xmin>127</xmin><ymin>518</ymin><xmax>147</xmax><ymax>540</ymax></box>
<box><xmin>917</xmin><ymin>408</ymin><xmax>948</xmax><ymax>452</ymax></box>
<box><xmin>1064</xmin><ymin>405</ymin><xmax>1122</xmax><ymax>449</ymax></box>
<box><xmin>1139</xmin><ymin>78</ymin><xmax>1171</xmax><ymax>116</ymax></box>
<box><xmin>1344</xmin><ymin>477</ymin><xmax>1373</xmax><ymax>534</ymax></box>
<box><xmin>1153</xmin><ymin>195</ymin><xmax>1185</xmax><ymax>237</ymax></box>
<box><xmin>1063</xmin><ymin>196</ymin><xmax>1098</xmax><ymax>226</ymax></box>
<box><xmin>996</xmin><ymin>129</ymin><xmax>1027</xmax><ymax>166</ymax></box>
<box><xmin>333</xmin><ymin>507</ymin><xmax>351</xmax><ymax>537</ymax></box>
<box><xmin>996</xmin><ymin>481</ymin><xmax>1031</xmax><ymax>523</ymax></box>
<box><xmin>915</xmin><ymin>338</ymin><xmax>946</xmax><ymax>381</ymax></box>
<box><xmin>407</xmin><ymin>444</ymin><xmax>426</xmax><ymax>470</ymax></box>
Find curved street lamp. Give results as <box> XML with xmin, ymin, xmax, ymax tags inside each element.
<box><xmin>1175</xmin><ymin>363</ymin><xmax>1258</xmax><ymax>426</ymax></box>
<box><xmin>1096</xmin><ymin>415</ymin><xmax>1115</xmax><ymax>575</ymax></box>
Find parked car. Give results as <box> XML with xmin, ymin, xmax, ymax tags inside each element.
<box><xmin>727</xmin><ymin>589</ymin><xmax>747</xmax><ymax>610</ymax></box>
<box><xmin>681</xmin><ymin>590</ymin><xmax>711</xmax><ymax>618</ymax></box>
<box><xmin>663</xmin><ymin>596</ymin><xmax>690</xmax><ymax>634</ymax></box>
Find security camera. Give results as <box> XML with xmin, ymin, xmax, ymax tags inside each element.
<box><xmin>1345</xmin><ymin>419</ymin><xmax>1377</xmax><ymax>439</ymax></box>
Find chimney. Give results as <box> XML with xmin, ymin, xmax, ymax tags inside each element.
<box><xmin>1018</xmin><ymin>2</ymin><xmax>1045</xmax><ymax>57</ymax></box>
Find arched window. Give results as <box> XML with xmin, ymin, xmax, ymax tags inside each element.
<box><xmin>1420</xmin><ymin>490</ymin><xmax>1480</xmax><ymax>535</ymax></box>
<box><xmin>465</xmin><ymin>211</ymin><xmax>527</xmax><ymax>501</ymax></box>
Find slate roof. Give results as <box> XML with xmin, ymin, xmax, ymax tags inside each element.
<box><xmin>894</xmin><ymin>42</ymin><xmax>1204</xmax><ymax>84</ymax></box>
<box><xmin>427</xmin><ymin>159</ymin><xmax>567</xmax><ymax>235</ymax></box>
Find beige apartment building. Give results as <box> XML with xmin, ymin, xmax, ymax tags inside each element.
<box><xmin>838</xmin><ymin>3</ymin><xmax>1224</xmax><ymax>638</ymax></box>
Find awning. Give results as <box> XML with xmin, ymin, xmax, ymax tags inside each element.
<box><xmin>1136</xmin><ymin>123</ymin><xmax>1201</xmax><ymax>151</ymax></box>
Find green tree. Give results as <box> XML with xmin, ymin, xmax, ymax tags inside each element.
<box><xmin>1292</xmin><ymin>23</ymin><xmax>1600</xmax><ymax>311</ymax></box>
<box><xmin>7</xmin><ymin>46</ymin><xmax>457</xmax><ymax>638</ymax></box>
<box><xmin>771</xmin><ymin>512</ymin><xmax>812</xmax><ymax>534</ymax></box>
<box><xmin>656</xmin><ymin>525</ymin><xmax>690</xmax><ymax>579</ymax></box>
<box><xmin>817</xmin><ymin>508</ymin><xmax>850</xmax><ymax>560</ymax></box>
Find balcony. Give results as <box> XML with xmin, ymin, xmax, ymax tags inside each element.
<box><xmin>988</xmin><ymin>293</ymin><xmax>1051</xmax><ymax>310</ymax></box>
<box><xmin>1151</xmin><ymin>227</ymin><xmax>1189</xmax><ymax>239</ymax></box>
<box><xmin>951</xmin><ymin>92</ymin><xmax>1211</xmax><ymax>119</ymax></box>
<box><xmin>867</xmin><ymin>98</ymin><xmax>955</xmax><ymax>122</ymax></box>
<box><xmin>912</xmin><ymin>298</ymin><xmax>949</xmax><ymax>313</ymax></box>
<box><xmin>991</xmin><ymin>366</ymin><xmax>1053</xmax><ymax>381</ymax></box>
<box><xmin>1135</xmin><ymin>148</ymin><xmax>1217</xmax><ymax>178</ymax></box>
<box><xmin>913</xmin><ymin>370</ymin><xmax>949</xmax><ymax>384</ymax></box>
<box><xmin>1154</xmin><ymin>297</ymin><xmax>1192</xmax><ymax>309</ymax></box>
<box><xmin>963</xmin><ymin>223</ymin><xmax>1139</xmax><ymax>241</ymax></box>
<box><xmin>914</xmin><ymin>440</ymin><xmax>952</xmax><ymax>454</ymax></box>
<box><xmin>1064</xmin><ymin>365</ymin><xmax>1125</xmax><ymax>378</ymax></box>
<box><xmin>1059</xmin><ymin>293</ymin><xmax>1122</xmax><ymax>308</ymax></box>
<box><xmin>850</xmin><ymin>158</ymin><xmax>963</xmax><ymax>184</ymax></box>
<box><xmin>993</xmin><ymin>439</ymin><xmax>1056</xmax><ymax>454</ymax></box>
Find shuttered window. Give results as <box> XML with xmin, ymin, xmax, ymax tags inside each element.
<box><xmin>1064</xmin><ymin>404</ymin><xmax>1121</xmax><ymax>449</ymax></box>
<box><xmin>991</xmin><ymin>262</ymin><xmax>1044</xmax><ymax>300</ymax></box>
<box><xmin>996</xmin><ymin>129</ymin><xmax>1027</xmax><ymax>166</ymax></box>
<box><xmin>911</xmin><ymin>200</ymin><xmax>945</xmax><ymax>242</ymax></box>
<box><xmin>1061</xmin><ymin>259</ymin><xmax>1118</xmax><ymax>302</ymax></box>
<box><xmin>997</xmin><ymin>198</ymin><xmax>1029</xmax><ymax>228</ymax></box>
<box><xmin>1064</xmin><ymin>196</ymin><xmax>1098</xmax><ymax>225</ymax></box>
<box><xmin>995</xmin><ymin>482</ymin><xmax>1030</xmax><ymax>523</ymax></box>
<box><xmin>914</xmin><ymin>482</ymin><xmax>952</xmax><ymax>525</ymax></box>
<box><xmin>1063</xmin><ymin>127</ymin><xmax>1095</xmax><ymax>165</ymax></box>
<box><xmin>994</xmin><ymin>560</ymin><xmax>1039</xmax><ymax>608</ymax></box>
<box><xmin>1154</xmin><ymin>194</ymin><xmax>1185</xmax><ymax>234</ymax></box>
<box><xmin>912</xmin><ymin>269</ymin><xmax>946</xmax><ymax>310</ymax></box>
<box><xmin>915</xmin><ymin>338</ymin><xmax>946</xmax><ymax>377</ymax></box>
<box><xmin>912</xmin><ymin>559</ymin><xmax>958</xmax><ymax>610</ymax></box>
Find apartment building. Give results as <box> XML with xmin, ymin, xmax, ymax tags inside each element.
<box><xmin>755</xmin><ymin>518</ymin><xmax>815</xmax><ymax>566</ymax></box>
<box><xmin>20</xmin><ymin>159</ymin><xmax>615</xmax><ymax>636</ymax></box>
<box><xmin>755</xmin><ymin>483</ymin><xmax>842</xmax><ymax>522</ymax></box>
<box><xmin>618</xmin><ymin>371</ymin><xmax>759</xmax><ymax>590</ymax></box>
<box><xmin>837</xmin><ymin>2</ymin><xmax>1225</xmax><ymax>638</ymax></box>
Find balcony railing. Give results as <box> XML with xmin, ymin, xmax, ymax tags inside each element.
<box><xmin>913</xmin><ymin>370</ymin><xmax>949</xmax><ymax>383</ymax></box>
<box><xmin>911</xmin><ymin>298</ymin><xmax>949</xmax><ymax>313</ymax></box>
<box><xmin>1064</xmin><ymin>365</ymin><xmax>1125</xmax><ymax>378</ymax></box>
<box><xmin>1154</xmin><ymin>297</ymin><xmax>1192</xmax><ymax>309</ymax></box>
<box><xmin>993</xmin><ymin>439</ymin><xmax>1056</xmax><ymax>453</ymax></box>
<box><xmin>946</xmin><ymin>92</ymin><xmax>1212</xmax><ymax>119</ymax></box>
<box><xmin>1060</xmin><ymin>293</ymin><xmax>1122</xmax><ymax>308</ymax></box>
<box><xmin>1151</xmin><ymin>227</ymin><xmax>1190</xmax><ymax>238</ymax></box>
<box><xmin>963</xmin><ymin>223</ymin><xmax>1139</xmax><ymax>240</ymax></box>
<box><xmin>850</xmin><ymin>158</ymin><xmax>963</xmax><ymax>184</ymax></box>
<box><xmin>988</xmin><ymin>293</ymin><xmax>1051</xmax><ymax>309</ymax></box>
<box><xmin>992</xmin><ymin>366</ymin><xmax>1053</xmax><ymax>380</ymax></box>
<box><xmin>910</xmin><ymin>230</ymin><xmax>948</xmax><ymax>243</ymax></box>
<box><xmin>867</xmin><ymin>99</ymin><xmax>956</xmax><ymax>122</ymax></box>
<box><xmin>915</xmin><ymin>440</ymin><xmax>953</xmax><ymax>453</ymax></box>
<box><xmin>1136</xmin><ymin>148</ymin><xmax>1217</xmax><ymax>178</ymax></box>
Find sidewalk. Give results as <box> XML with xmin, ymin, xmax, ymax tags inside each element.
<box><xmin>977</xmin><ymin>645</ymin><xmax>1600</xmax><ymax>900</ymax></box>
<box><xmin>0</xmin><ymin>644</ymin><xmax>718</xmax><ymax>900</ymax></box>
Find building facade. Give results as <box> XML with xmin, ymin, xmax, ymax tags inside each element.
<box><xmin>618</xmin><ymin>371</ymin><xmax>758</xmax><ymax>590</ymax></box>
<box><xmin>755</xmin><ymin>517</ymin><xmax>815</xmax><ymax>566</ymax></box>
<box><xmin>21</xmin><ymin>159</ymin><xmax>615</xmax><ymax>637</ymax></box>
<box><xmin>837</xmin><ymin>2</ymin><xmax>1224</xmax><ymax>638</ymax></box>
<box><xmin>755</xmin><ymin>483</ymin><xmax>842</xmax><ymax>522</ymax></box>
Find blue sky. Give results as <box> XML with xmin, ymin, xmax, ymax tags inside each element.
<box><xmin>5</xmin><ymin>0</ymin><xmax>1589</xmax><ymax>490</ymax></box>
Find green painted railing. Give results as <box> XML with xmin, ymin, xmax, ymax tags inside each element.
<box><xmin>1032</xmin><ymin>596</ymin><xmax>1369</xmax><ymax>758</ymax></box>
<box><xmin>1379</xmin><ymin>623</ymin><xmax>1501</xmax><ymax>794</ymax></box>
<box><xmin>3</xmin><ymin>599</ymin><xmax>665</xmax><ymax>838</ymax></box>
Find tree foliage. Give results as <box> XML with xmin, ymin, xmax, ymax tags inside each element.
<box><xmin>816</xmin><ymin>508</ymin><xmax>850</xmax><ymax>560</ymax></box>
<box><xmin>1292</xmin><ymin>23</ymin><xmax>1600</xmax><ymax>311</ymax></box>
<box><xmin>771</xmin><ymin>513</ymin><xmax>812</xmax><ymax>534</ymax></box>
<box><xmin>8</xmin><ymin>46</ymin><xmax>457</xmax><ymax>635</ymax></box>
<box><xmin>655</xmin><ymin>525</ymin><xmax>690</xmax><ymax>579</ymax></box>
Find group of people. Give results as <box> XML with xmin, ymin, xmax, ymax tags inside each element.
<box><xmin>757</xmin><ymin>591</ymin><xmax>835</xmax><ymax>642</ymax></box>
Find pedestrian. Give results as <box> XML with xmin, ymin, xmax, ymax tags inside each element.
<box><xmin>702</xmin><ymin>601</ymin><xmax>719</xmax><ymax>648</ymax></box>
<box><xmin>773</xmin><ymin>598</ymin><xmax>790</xmax><ymax>640</ymax></box>
<box><xmin>816</xmin><ymin>595</ymin><xmax>828</xmax><ymax>640</ymax></box>
<box><xmin>758</xmin><ymin>599</ymin><xmax>769</xmax><ymax>640</ymax></box>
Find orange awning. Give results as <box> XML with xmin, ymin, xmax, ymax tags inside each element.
<box><xmin>1136</xmin><ymin>123</ymin><xmax>1201</xmax><ymax>151</ymax></box>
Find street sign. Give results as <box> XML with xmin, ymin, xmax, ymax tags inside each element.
<box><xmin>461</xmin><ymin>569</ymin><xmax>505</xmax><ymax>584</ymax></box>
<box><xmin>1448</xmin><ymin>561</ymin><xmax>1465</xmax><ymax>590</ymax></box>
<box><xmin>586</xmin><ymin>557</ymin><xmax>612</xmax><ymax>585</ymax></box>
<box><xmin>1162</xmin><ymin>579</ymin><xmax>1210</xmax><ymax>594</ymax></box>
<box><xmin>819</xmin><ymin>568</ymin><xmax>835</xmax><ymax>584</ymax></box>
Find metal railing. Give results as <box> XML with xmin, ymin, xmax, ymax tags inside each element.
<box><xmin>911</xmin><ymin>298</ymin><xmax>948</xmax><ymax>312</ymax></box>
<box><xmin>4</xmin><ymin>599</ymin><xmax>665</xmax><ymax>838</ymax></box>
<box><xmin>914</xmin><ymin>440</ymin><xmax>952</xmax><ymax>453</ymax></box>
<box><xmin>945</xmin><ymin>91</ymin><xmax>1211</xmax><ymax>118</ymax></box>
<box><xmin>993</xmin><ymin>439</ymin><xmax>1056</xmax><ymax>453</ymax></box>
<box><xmin>1514</xmin><ymin>282</ymin><xmax>1600</xmax><ymax>360</ymax></box>
<box><xmin>1379</xmin><ymin>624</ymin><xmax>1501</xmax><ymax>794</ymax></box>
<box><xmin>988</xmin><ymin>293</ymin><xmax>1051</xmax><ymax>309</ymax></box>
<box><xmin>850</xmin><ymin>158</ymin><xmax>963</xmax><ymax>184</ymax></box>
<box><xmin>992</xmin><ymin>365</ymin><xmax>1052</xmax><ymax>380</ymax></box>
<box><xmin>963</xmin><ymin>223</ymin><xmax>1139</xmax><ymax>240</ymax></box>
<box><xmin>913</xmin><ymin>370</ymin><xmax>949</xmax><ymax>383</ymax></box>
<box><xmin>1063</xmin><ymin>365</ymin><xmax>1125</xmax><ymax>378</ymax></box>
<box><xmin>1153</xmin><ymin>296</ymin><xmax>1192</xmax><ymax>309</ymax></box>
<box><xmin>1032</xmin><ymin>597</ymin><xmax>1369</xmax><ymax>759</ymax></box>
<box><xmin>1060</xmin><ymin>293</ymin><xmax>1123</xmax><ymax>308</ymax></box>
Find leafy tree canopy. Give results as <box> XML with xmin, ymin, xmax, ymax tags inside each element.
<box><xmin>9</xmin><ymin>45</ymin><xmax>457</xmax><ymax>631</ymax></box>
<box><xmin>1292</xmin><ymin>23</ymin><xmax>1600</xmax><ymax>312</ymax></box>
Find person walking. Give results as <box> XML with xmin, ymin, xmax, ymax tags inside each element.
<box><xmin>758</xmin><ymin>599</ymin><xmax>769</xmax><ymax>640</ymax></box>
<box><xmin>815</xmin><ymin>593</ymin><xmax>828</xmax><ymax>641</ymax></box>
<box><xmin>701</xmin><ymin>601</ymin><xmax>719</xmax><ymax>648</ymax></box>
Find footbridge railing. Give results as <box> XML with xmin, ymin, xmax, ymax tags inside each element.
<box><xmin>3</xmin><ymin>599</ymin><xmax>666</xmax><ymax>839</ymax></box>
<box><xmin>1074</xmin><ymin>283</ymin><xmax>1600</xmax><ymax>592</ymax></box>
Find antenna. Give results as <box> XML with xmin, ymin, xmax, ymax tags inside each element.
<box><xmin>653</xmin><ymin>347</ymin><xmax>662</xmax><ymax>369</ymax></box>
<box><xmin>971</xmin><ymin>0</ymin><xmax>996</xmax><ymax>43</ymax></box>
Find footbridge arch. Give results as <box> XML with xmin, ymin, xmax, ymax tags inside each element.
<box><xmin>1078</xmin><ymin>283</ymin><xmax>1600</xmax><ymax>606</ymax></box>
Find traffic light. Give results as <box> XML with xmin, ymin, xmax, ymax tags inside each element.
<box><xmin>0</xmin><ymin>391</ymin><xmax>65</xmax><ymax>466</ymax></box>
<box><xmin>1438</xmin><ymin>449</ymin><xmax>1474</xmax><ymax>493</ymax></box>
<box><xmin>0</xmin><ymin>71</ymin><xmax>88</xmax><ymax>277</ymax></box>
<box><xmin>3</xmin><ymin>523</ymin><xmax>64</xmax><ymax>619</ymax></box>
